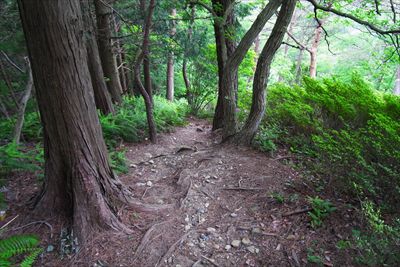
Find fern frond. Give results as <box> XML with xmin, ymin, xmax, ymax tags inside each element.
<box><xmin>20</xmin><ymin>247</ymin><xmax>43</xmax><ymax>267</ymax></box>
<box><xmin>0</xmin><ymin>235</ymin><xmax>39</xmax><ymax>259</ymax></box>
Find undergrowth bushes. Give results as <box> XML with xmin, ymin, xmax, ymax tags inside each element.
<box><xmin>256</xmin><ymin>75</ymin><xmax>400</xmax><ymax>265</ymax></box>
<box><xmin>0</xmin><ymin>96</ymin><xmax>188</xmax><ymax>177</ymax></box>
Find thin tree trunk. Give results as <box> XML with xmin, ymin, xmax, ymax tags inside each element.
<box><xmin>219</xmin><ymin>0</ymin><xmax>283</xmax><ymax>139</ymax></box>
<box><xmin>182</xmin><ymin>60</ymin><xmax>192</xmax><ymax>105</ymax></box>
<box><xmin>143</xmin><ymin>0</ymin><xmax>156</xmax><ymax>103</ymax></box>
<box><xmin>82</xmin><ymin>0</ymin><xmax>114</xmax><ymax>115</ymax></box>
<box><xmin>135</xmin><ymin>52</ymin><xmax>157</xmax><ymax>143</ymax></box>
<box><xmin>0</xmin><ymin>59</ymin><xmax>20</xmax><ymax>109</ymax></box>
<box><xmin>94</xmin><ymin>0</ymin><xmax>123</xmax><ymax>104</ymax></box>
<box><xmin>13</xmin><ymin>61</ymin><xmax>33</xmax><ymax>144</ymax></box>
<box><xmin>310</xmin><ymin>24</ymin><xmax>323</xmax><ymax>78</ymax></box>
<box><xmin>18</xmin><ymin>0</ymin><xmax>132</xmax><ymax>241</ymax></box>
<box><xmin>113</xmin><ymin>16</ymin><xmax>128</xmax><ymax>93</ymax></box>
<box><xmin>0</xmin><ymin>96</ymin><xmax>10</xmax><ymax>119</ymax></box>
<box><xmin>295</xmin><ymin>48</ymin><xmax>304</xmax><ymax>84</ymax></box>
<box><xmin>166</xmin><ymin>8</ymin><xmax>177</xmax><ymax>101</ymax></box>
<box><xmin>234</xmin><ymin>0</ymin><xmax>296</xmax><ymax>145</ymax></box>
<box><xmin>394</xmin><ymin>66</ymin><xmax>400</xmax><ymax>95</ymax></box>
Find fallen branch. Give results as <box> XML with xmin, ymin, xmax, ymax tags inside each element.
<box><xmin>282</xmin><ymin>208</ymin><xmax>312</xmax><ymax>217</ymax></box>
<box><xmin>0</xmin><ymin>215</ymin><xmax>19</xmax><ymax>230</ymax></box>
<box><xmin>222</xmin><ymin>187</ymin><xmax>264</xmax><ymax>191</ymax></box>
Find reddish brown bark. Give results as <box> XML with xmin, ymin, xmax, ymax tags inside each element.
<box><xmin>18</xmin><ymin>0</ymin><xmax>131</xmax><ymax>241</ymax></box>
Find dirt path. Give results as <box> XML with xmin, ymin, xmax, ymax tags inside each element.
<box><xmin>4</xmin><ymin>119</ymin><xmax>358</xmax><ymax>266</ymax></box>
<box><xmin>74</xmin><ymin>118</ymin><xmax>352</xmax><ymax>267</ymax></box>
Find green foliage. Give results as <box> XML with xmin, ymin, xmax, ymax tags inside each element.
<box><xmin>109</xmin><ymin>149</ymin><xmax>128</xmax><ymax>174</ymax></box>
<box><xmin>0</xmin><ymin>142</ymin><xmax>41</xmax><ymax>179</ymax></box>
<box><xmin>307</xmin><ymin>248</ymin><xmax>324</xmax><ymax>266</ymax></box>
<box><xmin>263</xmin><ymin>75</ymin><xmax>400</xmax><ymax>209</ymax></box>
<box><xmin>0</xmin><ymin>234</ymin><xmax>42</xmax><ymax>267</ymax></box>
<box><xmin>307</xmin><ymin>196</ymin><xmax>336</xmax><ymax>228</ymax></box>
<box><xmin>270</xmin><ymin>192</ymin><xmax>285</xmax><ymax>204</ymax></box>
<box><xmin>101</xmin><ymin>96</ymin><xmax>188</xmax><ymax>147</ymax></box>
<box><xmin>352</xmin><ymin>202</ymin><xmax>400</xmax><ymax>266</ymax></box>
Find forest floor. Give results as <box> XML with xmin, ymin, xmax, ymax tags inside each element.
<box><xmin>3</xmin><ymin>118</ymin><xmax>362</xmax><ymax>267</ymax></box>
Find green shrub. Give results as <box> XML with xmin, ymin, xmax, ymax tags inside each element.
<box><xmin>0</xmin><ymin>142</ymin><xmax>41</xmax><ymax>179</ymax></box>
<box><xmin>352</xmin><ymin>202</ymin><xmax>400</xmax><ymax>266</ymax></box>
<box><xmin>307</xmin><ymin>196</ymin><xmax>336</xmax><ymax>228</ymax></box>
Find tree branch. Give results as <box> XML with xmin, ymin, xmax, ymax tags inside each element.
<box><xmin>305</xmin><ymin>0</ymin><xmax>400</xmax><ymax>35</ymax></box>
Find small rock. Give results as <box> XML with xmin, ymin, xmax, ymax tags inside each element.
<box><xmin>247</xmin><ymin>246</ymin><xmax>260</xmax><ymax>254</ymax></box>
<box><xmin>205</xmin><ymin>202</ymin><xmax>210</xmax><ymax>208</ymax></box>
<box><xmin>251</xmin><ymin>228</ymin><xmax>262</xmax><ymax>234</ymax></box>
<box><xmin>146</xmin><ymin>181</ymin><xmax>153</xmax><ymax>187</ymax></box>
<box><xmin>136</xmin><ymin>182</ymin><xmax>146</xmax><ymax>187</ymax></box>
<box><xmin>242</xmin><ymin>237</ymin><xmax>251</xmax><ymax>245</ymax></box>
<box><xmin>184</xmin><ymin>225</ymin><xmax>191</xmax><ymax>231</ymax></box>
<box><xmin>275</xmin><ymin>244</ymin><xmax>282</xmax><ymax>251</ymax></box>
<box><xmin>230</xmin><ymin>213</ymin><xmax>238</xmax><ymax>218</ymax></box>
<box><xmin>199</xmin><ymin>242</ymin><xmax>206</xmax><ymax>249</ymax></box>
<box><xmin>224</xmin><ymin>245</ymin><xmax>232</xmax><ymax>251</ymax></box>
<box><xmin>149</xmin><ymin>160</ymin><xmax>154</xmax><ymax>164</ymax></box>
<box><xmin>129</xmin><ymin>164</ymin><xmax>137</xmax><ymax>168</ymax></box>
<box><xmin>46</xmin><ymin>245</ymin><xmax>54</xmax><ymax>252</ymax></box>
<box><xmin>167</xmin><ymin>257</ymin><xmax>173</xmax><ymax>264</ymax></box>
<box><xmin>145</xmin><ymin>153</ymin><xmax>152</xmax><ymax>158</ymax></box>
<box><xmin>188</xmin><ymin>242</ymin><xmax>195</xmax><ymax>247</ymax></box>
<box><xmin>211</xmin><ymin>175</ymin><xmax>218</xmax><ymax>180</ymax></box>
<box><xmin>157</xmin><ymin>199</ymin><xmax>164</xmax><ymax>204</ymax></box>
<box><xmin>231</xmin><ymin>240</ymin><xmax>241</xmax><ymax>248</ymax></box>
<box><xmin>151</xmin><ymin>169</ymin><xmax>157</xmax><ymax>173</ymax></box>
<box><xmin>205</xmin><ymin>175</ymin><xmax>211</xmax><ymax>179</ymax></box>
<box><xmin>213</xmin><ymin>244</ymin><xmax>220</xmax><ymax>250</ymax></box>
<box><xmin>176</xmin><ymin>265</ymin><xmax>182</xmax><ymax>267</ymax></box>
<box><xmin>184</xmin><ymin>216</ymin><xmax>190</xmax><ymax>222</ymax></box>
<box><xmin>207</xmin><ymin>227</ymin><xmax>216</xmax><ymax>233</ymax></box>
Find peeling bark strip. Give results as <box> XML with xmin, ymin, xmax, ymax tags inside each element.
<box><xmin>94</xmin><ymin>0</ymin><xmax>123</xmax><ymax>104</ymax></box>
<box><xmin>18</xmin><ymin>0</ymin><xmax>132</xmax><ymax>241</ymax></box>
<box><xmin>234</xmin><ymin>0</ymin><xmax>297</xmax><ymax>145</ymax></box>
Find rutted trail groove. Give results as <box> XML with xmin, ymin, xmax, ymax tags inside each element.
<box><xmin>67</xmin><ymin>119</ymin><xmax>355</xmax><ymax>266</ymax></box>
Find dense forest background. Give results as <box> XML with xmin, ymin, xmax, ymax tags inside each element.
<box><xmin>0</xmin><ymin>0</ymin><xmax>399</xmax><ymax>266</ymax></box>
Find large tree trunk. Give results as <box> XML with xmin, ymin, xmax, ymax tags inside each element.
<box><xmin>82</xmin><ymin>0</ymin><xmax>114</xmax><ymax>115</ymax></box>
<box><xmin>219</xmin><ymin>0</ymin><xmax>283</xmax><ymax>139</ymax></box>
<box><xmin>166</xmin><ymin>8</ymin><xmax>177</xmax><ymax>101</ymax></box>
<box><xmin>94</xmin><ymin>0</ymin><xmax>123</xmax><ymax>104</ymax></box>
<box><xmin>18</xmin><ymin>0</ymin><xmax>131</xmax><ymax>241</ymax></box>
<box><xmin>234</xmin><ymin>0</ymin><xmax>296</xmax><ymax>145</ymax></box>
<box><xmin>394</xmin><ymin>66</ymin><xmax>400</xmax><ymax>95</ymax></box>
<box><xmin>143</xmin><ymin>0</ymin><xmax>156</xmax><ymax>103</ymax></box>
<box><xmin>13</xmin><ymin>60</ymin><xmax>33</xmax><ymax>144</ymax></box>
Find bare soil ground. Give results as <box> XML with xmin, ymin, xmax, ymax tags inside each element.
<box><xmin>2</xmin><ymin>118</ymin><xmax>361</xmax><ymax>266</ymax></box>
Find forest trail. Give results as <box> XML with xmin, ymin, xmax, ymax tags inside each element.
<box><xmin>68</xmin><ymin>118</ymin><xmax>349</xmax><ymax>267</ymax></box>
<box><xmin>4</xmin><ymin>118</ymin><xmax>357</xmax><ymax>267</ymax></box>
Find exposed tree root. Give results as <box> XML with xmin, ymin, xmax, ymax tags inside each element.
<box><xmin>155</xmin><ymin>230</ymin><xmax>194</xmax><ymax>266</ymax></box>
<box><xmin>132</xmin><ymin>220</ymin><xmax>174</xmax><ymax>261</ymax></box>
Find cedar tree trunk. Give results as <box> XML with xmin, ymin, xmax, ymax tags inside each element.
<box><xmin>94</xmin><ymin>0</ymin><xmax>123</xmax><ymax>104</ymax></box>
<box><xmin>82</xmin><ymin>0</ymin><xmax>114</xmax><ymax>115</ymax></box>
<box><xmin>143</xmin><ymin>0</ymin><xmax>156</xmax><ymax>103</ymax></box>
<box><xmin>234</xmin><ymin>0</ymin><xmax>297</xmax><ymax>145</ymax></box>
<box><xmin>18</xmin><ymin>0</ymin><xmax>131</xmax><ymax>241</ymax></box>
